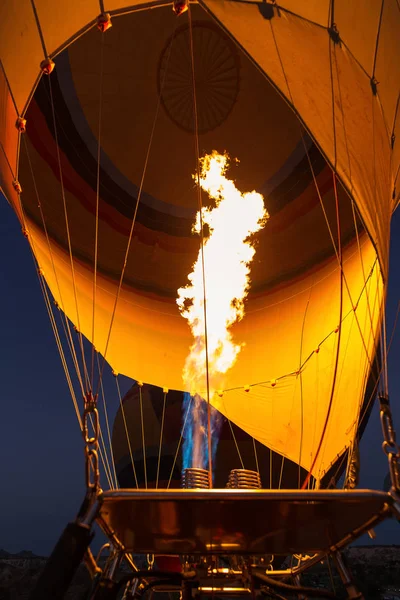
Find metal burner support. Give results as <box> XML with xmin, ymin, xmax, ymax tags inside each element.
<box><xmin>182</xmin><ymin>467</ymin><xmax>211</xmax><ymax>489</ymax></box>
<box><xmin>227</xmin><ymin>469</ymin><xmax>262</xmax><ymax>489</ymax></box>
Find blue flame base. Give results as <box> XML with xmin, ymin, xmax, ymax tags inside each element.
<box><xmin>182</xmin><ymin>392</ymin><xmax>224</xmax><ymax>480</ymax></box>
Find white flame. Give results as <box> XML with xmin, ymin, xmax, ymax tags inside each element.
<box><xmin>177</xmin><ymin>151</ymin><xmax>268</xmax><ymax>396</ymax></box>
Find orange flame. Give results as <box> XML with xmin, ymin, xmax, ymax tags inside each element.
<box><xmin>177</xmin><ymin>151</ymin><xmax>268</xmax><ymax>397</ymax></box>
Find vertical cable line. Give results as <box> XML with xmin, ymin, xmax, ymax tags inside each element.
<box><xmin>188</xmin><ymin>4</ymin><xmax>213</xmax><ymax>486</ymax></box>
<box><xmin>92</xmin><ymin>33</ymin><xmax>105</xmax><ymax>387</ymax></box>
<box><xmin>252</xmin><ymin>438</ymin><xmax>260</xmax><ymax>475</ymax></box>
<box><xmin>40</xmin><ymin>278</ymin><xmax>114</xmax><ymax>487</ymax></box>
<box><xmin>13</xmin><ymin>176</ymin><xmax>114</xmax><ymax>487</ymax></box>
<box><xmin>156</xmin><ymin>390</ymin><xmax>167</xmax><ymax>489</ymax></box>
<box><xmin>359</xmin><ymin>300</ymin><xmax>399</xmax><ymax>427</ymax></box>
<box><xmin>228</xmin><ymin>420</ymin><xmax>245</xmax><ymax>469</ymax></box>
<box><xmin>269</xmin><ymin>448</ymin><xmax>273</xmax><ymax>489</ymax></box>
<box><xmin>115</xmin><ymin>377</ymin><xmax>139</xmax><ymax>488</ymax></box>
<box><xmin>278</xmin><ymin>456</ymin><xmax>285</xmax><ymax>489</ymax></box>
<box><xmin>372</xmin><ymin>0</ymin><xmax>385</xmax><ymax>78</ymax></box>
<box><xmin>95</xmin><ymin>20</ymin><xmax>178</xmax><ymax>397</ymax></box>
<box><xmin>29</xmin><ymin>0</ymin><xmax>48</xmax><ymax>58</ymax></box>
<box><xmin>269</xmin><ymin>22</ymin><xmax>363</xmax><ymax>486</ymax></box>
<box><xmin>139</xmin><ymin>385</ymin><xmax>147</xmax><ymax>489</ymax></box>
<box><xmin>381</xmin><ymin>300</ymin><xmax>390</xmax><ymax>395</ymax></box>
<box><xmin>97</xmin><ymin>354</ymin><xmax>118</xmax><ymax>488</ymax></box>
<box><xmin>301</xmin><ymin>31</ymin><xmax>343</xmax><ymax>487</ymax></box>
<box><xmin>47</xmin><ymin>76</ymin><xmax>91</xmax><ymax>392</ymax></box>
<box><xmin>302</xmin><ymin>173</ymin><xmax>344</xmax><ymax>489</ymax></box>
<box><xmin>298</xmin><ymin>294</ymin><xmax>311</xmax><ymax>487</ymax></box>
<box><xmin>23</xmin><ymin>136</ymin><xmax>86</xmax><ymax>397</ymax></box>
<box><xmin>269</xmin><ymin>20</ymin><xmax>380</xmax><ymax>383</ymax></box>
<box><xmin>168</xmin><ymin>394</ymin><xmax>193</xmax><ymax>488</ymax></box>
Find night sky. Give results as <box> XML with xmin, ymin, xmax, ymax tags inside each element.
<box><xmin>0</xmin><ymin>193</ymin><xmax>399</xmax><ymax>556</ymax></box>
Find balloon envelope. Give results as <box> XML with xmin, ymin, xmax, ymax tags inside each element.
<box><xmin>1</xmin><ymin>1</ymin><xmax>397</xmax><ymax>479</ymax></box>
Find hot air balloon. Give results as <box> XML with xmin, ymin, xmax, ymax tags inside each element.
<box><xmin>1</xmin><ymin>1</ymin><xmax>399</xmax><ymax>598</ymax></box>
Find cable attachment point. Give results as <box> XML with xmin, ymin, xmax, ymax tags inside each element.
<box><xmin>16</xmin><ymin>117</ymin><xmax>27</xmax><ymax>133</ymax></box>
<box><xmin>12</xmin><ymin>179</ymin><xmax>22</xmax><ymax>194</ymax></box>
<box><xmin>97</xmin><ymin>13</ymin><xmax>112</xmax><ymax>32</ymax></box>
<box><xmin>147</xmin><ymin>554</ymin><xmax>155</xmax><ymax>570</ymax></box>
<box><xmin>370</xmin><ymin>77</ymin><xmax>379</xmax><ymax>95</ymax></box>
<box><xmin>83</xmin><ymin>391</ymin><xmax>100</xmax><ymax>492</ymax></box>
<box><xmin>173</xmin><ymin>0</ymin><xmax>189</xmax><ymax>16</ymax></box>
<box><xmin>379</xmin><ymin>393</ymin><xmax>400</xmax><ymax>492</ymax></box>
<box><xmin>328</xmin><ymin>23</ymin><xmax>341</xmax><ymax>44</ymax></box>
<box><xmin>40</xmin><ymin>58</ymin><xmax>55</xmax><ymax>75</ymax></box>
<box><xmin>344</xmin><ymin>440</ymin><xmax>360</xmax><ymax>489</ymax></box>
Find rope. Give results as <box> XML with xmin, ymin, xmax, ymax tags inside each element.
<box><xmin>167</xmin><ymin>394</ymin><xmax>193</xmax><ymax>489</ymax></box>
<box><xmin>47</xmin><ymin>76</ymin><xmax>90</xmax><ymax>391</ymax></box>
<box><xmin>91</xmin><ymin>32</ymin><xmax>105</xmax><ymax>386</ymax></box>
<box><xmin>187</xmin><ymin>5</ymin><xmax>213</xmax><ymax>484</ymax></box>
<box><xmin>12</xmin><ymin>176</ymin><xmax>84</xmax><ymax>428</ymax></box>
<box><xmin>302</xmin><ymin>173</ymin><xmax>344</xmax><ymax>489</ymax></box>
<box><xmin>372</xmin><ymin>0</ymin><xmax>385</xmax><ymax>78</ymax></box>
<box><xmin>16</xmin><ymin>198</ymin><xmax>113</xmax><ymax>489</ymax></box>
<box><xmin>115</xmin><ymin>376</ymin><xmax>138</xmax><ymax>488</ymax></box>
<box><xmin>97</xmin><ymin>354</ymin><xmax>118</xmax><ymax>488</ymax></box>
<box><xmin>278</xmin><ymin>455</ymin><xmax>285</xmax><ymax>489</ymax></box>
<box><xmin>298</xmin><ymin>292</ymin><xmax>311</xmax><ymax>487</ymax></box>
<box><xmin>156</xmin><ymin>390</ymin><xmax>167</xmax><ymax>489</ymax></box>
<box><xmin>23</xmin><ymin>136</ymin><xmax>86</xmax><ymax>398</ymax></box>
<box><xmin>228</xmin><ymin>420</ymin><xmax>245</xmax><ymax>469</ymax></box>
<box><xmin>89</xmin><ymin>411</ymin><xmax>114</xmax><ymax>489</ymax></box>
<box><xmin>139</xmin><ymin>385</ymin><xmax>147</xmax><ymax>488</ymax></box>
<box><xmin>334</xmin><ymin>21</ymin><xmax>382</xmax><ymax>386</ymax></box>
<box><xmin>252</xmin><ymin>438</ymin><xmax>260</xmax><ymax>476</ymax></box>
<box><xmin>381</xmin><ymin>294</ymin><xmax>390</xmax><ymax>396</ymax></box>
<box><xmin>272</xmin><ymin>17</ymin><xmax>380</xmax><ymax>383</ymax></box>
<box><xmin>359</xmin><ymin>299</ymin><xmax>400</xmax><ymax>428</ymax></box>
<box><xmin>350</xmin><ymin>200</ymin><xmax>381</xmax><ymax>381</ymax></box>
<box><xmin>38</xmin><ymin>274</ymin><xmax>82</xmax><ymax>427</ymax></box>
<box><xmin>269</xmin><ymin>17</ymin><xmax>363</xmax><ymax>485</ymax></box>
<box><xmin>95</xmin><ymin>19</ymin><xmax>178</xmax><ymax>396</ymax></box>
<box><xmin>221</xmin><ymin>260</ymin><xmax>377</xmax><ymax>394</ymax></box>
<box><xmin>270</xmin><ymin>448</ymin><xmax>273</xmax><ymax>489</ymax></box>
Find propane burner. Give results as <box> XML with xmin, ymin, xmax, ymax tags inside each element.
<box><xmin>227</xmin><ymin>469</ymin><xmax>262</xmax><ymax>489</ymax></box>
<box><xmin>182</xmin><ymin>468</ymin><xmax>211</xmax><ymax>489</ymax></box>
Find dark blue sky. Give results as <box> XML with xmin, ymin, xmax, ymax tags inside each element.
<box><xmin>0</xmin><ymin>194</ymin><xmax>399</xmax><ymax>555</ymax></box>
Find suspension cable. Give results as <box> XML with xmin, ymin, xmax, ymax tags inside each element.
<box><xmin>302</xmin><ymin>173</ymin><xmax>343</xmax><ymax>489</ymax></box>
<box><xmin>228</xmin><ymin>420</ymin><xmax>244</xmax><ymax>470</ymax></box>
<box><xmin>139</xmin><ymin>384</ymin><xmax>147</xmax><ymax>489</ymax></box>
<box><xmin>23</xmin><ymin>136</ymin><xmax>86</xmax><ymax>397</ymax></box>
<box><xmin>115</xmin><ymin>376</ymin><xmax>139</xmax><ymax>488</ymax></box>
<box><xmin>97</xmin><ymin>354</ymin><xmax>118</xmax><ymax>488</ymax></box>
<box><xmin>95</xmin><ymin>20</ymin><xmax>178</xmax><ymax>396</ymax></box>
<box><xmin>91</xmin><ymin>32</ymin><xmax>105</xmax><ymax>386</ymax></box>
<box><xmin>156</xmin><ymin>390</ymin><xmax>167</xmax><ymax>489</ymax></box>
<box><xmin>252</xmin><ymin>438</ymin><xmax>260</xmax><ymax>476</ymax></box>
<box><xmin>47</xmin><ymin>76</ymin><xmax>91</xmax><ymax>391</ymax></box>
<box><xmin>168</xmin><ymin>394</ymin><xmax>193</xmax><ymax>488</ymax></box>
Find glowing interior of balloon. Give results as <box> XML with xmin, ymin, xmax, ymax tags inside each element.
<box><xmin>177</xmin><ymin>151</ymin><xmax>269</xmax><ymax>397</ymax></box>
